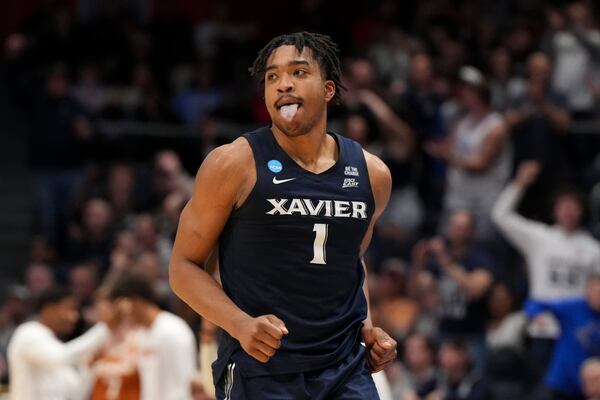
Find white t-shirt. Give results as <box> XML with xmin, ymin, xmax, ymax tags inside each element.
<box><xmin>552</xmin><ymin>29</ymin><xmax>600</xmax><ymax>111</ymax></box>
<box><xmin>446</xmin><ymin>112</ymin><xmax>511</xmax><ymax>218</ymax></box>
<box><xmin>8</xmin><ymin>321</ymin><xmax>109</xmax><ymax>400</ymax></box>
<box><xmin>139</xmin><ymin>311</ymin><xmax>196</xmax><ymax>400</ymax></box>
<box><xmin>492</xmin><ymin>183</ymin><xmax>600</xmax><ymax>301</ymax></box>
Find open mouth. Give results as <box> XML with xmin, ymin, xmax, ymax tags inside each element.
<box><xmin>276</xmin><ymin>96</ymin><xmax>303</xmax><ymax>121</ymax></box>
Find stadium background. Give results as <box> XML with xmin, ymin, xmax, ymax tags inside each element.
<box><xmin>0</xmin><ymin>0</ymin><xmax>600</xmax><ymax>399</ymax></box>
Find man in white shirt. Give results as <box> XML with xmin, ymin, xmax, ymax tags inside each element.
<box><xmin>492</xmin><ymin>160</ymin><xmax>600</xmax><ymax>382</ymax></box>
<box><xmin>8</xmin><ymin>287</ymin><xmax>110</xmax><ymax>400</ymax></box>
<box><xmin>108</xmin><ymin>275</ymin><xmax>197</xmax><ymax>400</ymax></box>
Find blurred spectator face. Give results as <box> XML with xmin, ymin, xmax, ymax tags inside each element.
<box><xmin>1</xmin><ymin>286</ymin><xmax>29</xmax><ymax>325</ymax></box>
<box><xmin>553</xmin><ymin>195</ymin><xmax>583</xmax><ymax>231</ymax></box>
<box><xmin>134</xmin><ymin>214</ymin><xmax>158</xmax><ymax>249</ymax></box>
<box><xmin>458</xmin><ymin>84</ymin><xmax>485</xmax><ymax>112</ymax></box>
<box><xmin>45</xmin><ymin>296</ymin><xmax>79</xmax><ymax>336</ymax></box>
<box><xmin>83</xmin><ymin>198</ymin><xmax>113</xmax><ymax>237</ymax></box>
<box><xmin>488</xmin><ymin>284</ymin><xmax>515</xmax><ymax>319</ymax></box>
<box><xmin>345</xmin><ymin>114</ymin><xmax>369</xmax><ymax>146</ymax></box>
<box><xmin>108</xmin><ymin>164</ymin><xmax>135</xmax><ymax>196</ymax></box>
<box><xmin>115</xmin><ymin>230</ymin><xmax>137</xmax><ymax>256</ymax></box>
<box><xmin>489</xmin><ymin>48</ymin><xmax>510</xmax><ymax>81</ymax></box>
<box><xmin>163</xmin><ymin>192</ymin><xmax>187</xmax><ymax>227</ymax></box>
<box><xmin>405</xmin><ymin>333</ymin><xmax>434</xmax><ymax>372</ymax></box>
<box><xmin>93</xmin><ymin>289</ymin><xmax>119</xmax><ymax>328</ymax></box>
<box><xmin>447</xmin><ymin>210</ymin><xmax>474</xmax><ymax>246</ymax></box>
<box><xmin>568</xmin><ymin>2</ymin><xmax>592</xmax><ymax>28</ymax></box>
<box><xmin>132</xmin><ymin>251</ymin><xmax>162</xmax><ymax>282</ymax></box>
<box><xmin>348</xmin><ymin>59</ymin><xmax>375</xmax><ymax>89</ymax></box>
<box><xmin>154</xmin><ymin>150</ymin><xmax>183</xmax><ymax>195</ymax></box>
<box><xmin>439</xmin><ymin>341</ymin><xmax>470</xmax><ymax>382</ymax></box>
<box><xmin>585</xmin><ymin>276</ymin><xmax>600</xmax><ymax>311</ymax></box>
<box><xmin>46</xmin><ymin>69</ymin><xmax>70</xmax><ymax>98</ymax></box>
<box><xmin>410</xmin><ymin>53</ymin><xmax>433</xmax><ymax>89</ymax></box>
<box><xmin>527</xmin><ymin>52</ymin><xmax>552</xmax><ymax>85</ymax></box>
<box><xmin>26</xmin><ymin>263</ymin><xmax>55</xmax><ymax>297</ymax></box>
<box><xmin>69</xmin><ymin>263</ymin><xmax>98</xmax><ymax>305</ymax></box>
<box><xmin>581</xmin><ymin>359</ymin><xmax>600</xmax><ymax>399</ymax></box>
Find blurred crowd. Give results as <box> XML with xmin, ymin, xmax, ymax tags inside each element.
<box><xmin>2</xmin><ymin>0</ymin><xmax>600</xmax><ymax>399</ymax></box>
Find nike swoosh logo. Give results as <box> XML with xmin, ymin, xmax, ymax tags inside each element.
<box><xmin>272</xmin><ymin>177</ymin><xmax>296</xmax><ymax>184</ymax></box>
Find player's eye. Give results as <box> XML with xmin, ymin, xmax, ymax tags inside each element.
<box><xmin>266</xmin><ymin>73</ymin><xmax>277</xmax><ymax>81</ymax></box>
<box><xmin>294</xmin><ymin>69</ymin><xmax>307</xmax><ymax>77</ymax></box>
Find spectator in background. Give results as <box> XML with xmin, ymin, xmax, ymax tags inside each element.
<box><xmin>72</xmin><ymin>63</ymin><xmax>107</xmax><ymax>116</ymax></box>
<box><xmin>492</xmin><ymin>161</ymin><xmax>600</xmax><ymax>383</ymax></box>
<box><xmin>546</xmin><ymin>1</ymin><xmax>600</xmax><ymax>118</ymax></box>
<box><xmin>525</xmin><ymin>273</ymin><xmax>600</xmax><ymax>400</ymax></box>
<box><xmin>67</xmin><ymin>197</ymin><xmax>115</xmax><ymax>274</ymax></box>
<box><xmin>505</xmin><ymin>52</ymin><xmax>571</xmax><ymax>194</ymax></box>
<box><xmin>86</xmin><ymin>288</ymin><xmax>144</xmax><ymax>400</ymax></box>
<box><xmin>105</xmin><ymin>163</ymin><xmax>140</xmax><ymax>228</ymax></box>
<box><xmin>393</xmin><ymin>52</ymin><xmax>446</xmax><ymax>233</ymax></box>
<box><xmin>31</xmin><ymin>64</ymin><xmax>94</xmax><ymax>247</ymax></box>
<box><xmin>0</xmin><ymin>286</ymin><xmax>29</xmax><ymax>384</ymax></box>
<box><xmin>581</xmin><ymin>358</ymin><xmax>600</xmax><ymax>400</ymax></box>
<box><xmin>427</xmin><ymin>66</ymin><xmax>511</xmax><ymax>242</ymax></box>
<box><xmin>24</xmin><ymin>263</ymin><xmax>55</xmax><ymax>299</ymax></box>
<box><xmin>410</xmin><ymin>210</ymin><xmax>494</xmax><ymax>371</ymax></box>
<box><xmin>370</xmin><ymin>259</ymin><xmax>419</xmax><ymax>339</ymax></box>
<box><xmin>152</xmin><ymin>150</ymin><xmax>194</xmax><ymax>205</ymax></box>
<box><xmin>486</xmin><ymin>283</ymin><xmax>526</xmax><ymax>353</ymax></box>
<box><xmin>389</xmin><ymin>331</ymin><xmax>438</xmax><ymax>400</ymax></box>
<box><xmin>132</xmin><ymin>214</ymin><xmax>172</xmax><ymax>274</ymax></box>
<box><xmin>8</xmin><ymin>287</ymin><xmax>110</xmax><ymax>400</ymax></box>
<box><xmin>108</xmin><ymin>275</ymin><xmax>196</xmax><ymax>400</ymax></box>
<box><xmin>429</xmin><ymin>338</ymin><xmax>490</xmax><ymax>400</ymax></box>
<box><xmin>487</xmin><ymin>47</ymin><xmax>525</xmax><ymax>112</ymax></box>
<box><xmin>485</xmin><ymin>283</ymin><xmax>528</xmax><ymax>400</ymax></box>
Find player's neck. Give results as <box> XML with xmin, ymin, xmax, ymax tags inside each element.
<box><xmin>271</xmin><ymin>119</ymin><xmax>338</xmax><ymax>173</ymax></box>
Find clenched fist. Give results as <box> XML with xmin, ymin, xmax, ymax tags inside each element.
<box><xmin>232</xmin><ymin>314</ymin><xmax>288</xmax><ymax>363</ymax></box>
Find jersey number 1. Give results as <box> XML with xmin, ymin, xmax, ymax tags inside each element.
<box><xmin>310</xmin><ymin>223</ymin><xmax>328</xmax><ymax>265</ymax></box>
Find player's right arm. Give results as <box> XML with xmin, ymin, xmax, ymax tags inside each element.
<box><xmin>169</xmin><ymin>138</ymin><xmax>287</xmax><ymax>363</ymax></box>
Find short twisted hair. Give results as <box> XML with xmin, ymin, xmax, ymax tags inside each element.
<box><xmin>249</xmin><ymin>32</ymin><xmax>345</xmax><ymax>104</ymax></box>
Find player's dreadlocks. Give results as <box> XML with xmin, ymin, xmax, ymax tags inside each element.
<box><xmin>250</xmin><ymin>32</ymin><xmax>346</xmax><ymax>104</ymax></box>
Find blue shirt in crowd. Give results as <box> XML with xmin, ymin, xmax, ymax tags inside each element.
<box><xmin>526</xmin><ymin>298</ymin><xmax>600</xmax><ymax>397</ymax></box>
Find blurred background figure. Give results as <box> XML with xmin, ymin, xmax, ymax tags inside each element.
<box><xmin>7</xmin><ymin>287</ymin><xmax>109</xmax><ymax>400</ymax></box>
<box><xmin>108</xmin><ymin>275</ymin><xmax>196</xmax><ymax>400</ymax></box>
<box><xmin>580</xmin><ymin>358</ymin><xmax>600</xmax><ymax>400</ymax></box>
<box><xmin>427</xmin><ymin>66</ymin><xmax>511</xmax><ymax>243</ymax></box>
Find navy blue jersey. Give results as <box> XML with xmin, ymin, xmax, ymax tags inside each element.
<box><xmin>212</xmin><ymin>126</ymin><xmax>375</xmax><ymax>382</ymax></box>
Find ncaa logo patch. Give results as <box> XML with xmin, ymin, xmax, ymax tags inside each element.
<box><xmin>267</xmin><ymin>160</ymin><xmax>283</xmax><ymax>173</ymax></box>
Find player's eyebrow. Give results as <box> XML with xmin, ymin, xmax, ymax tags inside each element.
<box><xmin>265</xmin><ymin>60</ymin><xmax>311</xmax><ymax>72</ymax></box>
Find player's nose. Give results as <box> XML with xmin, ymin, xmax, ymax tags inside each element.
<box><xmin>277</xmin><ymin>73</ymin><xmax>294</xmax><ymax>93</ymax></box>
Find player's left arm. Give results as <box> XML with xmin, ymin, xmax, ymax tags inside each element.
<box><xmin>359</xmin><ymin>149</ymin><xmax>397</xmax><ymax>373</ymax></box>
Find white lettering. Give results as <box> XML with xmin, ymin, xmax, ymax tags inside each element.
<box><xmin>352</xmin><ymin>201</ymin><xmax>367</xmax><ymax>219</ymax></box>
<box><xmin>334</xmin><ymin>201</ymin><xmax>351</xmax><ymax>217</ymax></box>
<box><xmin>266</xmin><ymin>199</ymin><xmax>289</xmax><ymax>215</ymax></box>
<box><xmin>265</xmin><ymin>199</ymin><xmax>368</xmax><ymax>219</ymax></box>
<box><xmin>287</xmin><ymin>198</ymin><xmax>308</xmax><ymax>215</ymax></box>
<box><xmin>324</xmin><ymin>200</ymin><xmax>333</xmax><ymax>217</ymax></box>
<box><xmin>303</xmin><ymin>199</ymin><xmax>325</xmax><ymax>215</ymax></box>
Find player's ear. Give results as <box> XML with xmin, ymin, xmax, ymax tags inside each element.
<box><xmin>324</xmin><ymin>80</ymin><xmax>336</xmax><ymax>103</ymax></box>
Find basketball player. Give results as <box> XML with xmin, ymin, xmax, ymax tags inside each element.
<box><xmin>169</xmin><ymin>32</ymin><xmax>397</xmax><ymax>399</ymax></box>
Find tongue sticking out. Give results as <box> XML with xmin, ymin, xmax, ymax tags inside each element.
<box><xmin>280</xmin><ymin>104</ymin><xmax>299</xmax><ymax>120</ymax></box>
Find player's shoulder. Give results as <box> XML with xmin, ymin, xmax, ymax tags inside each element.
<box><xmin>361</xmin><ymin>148</ymin><xmax>391</xmax><ymax>186</ymax></box>
<box><xmin>202</xmin><ymin>136</ymin><xmax>254</xmax><ymax>172</ymax></box>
